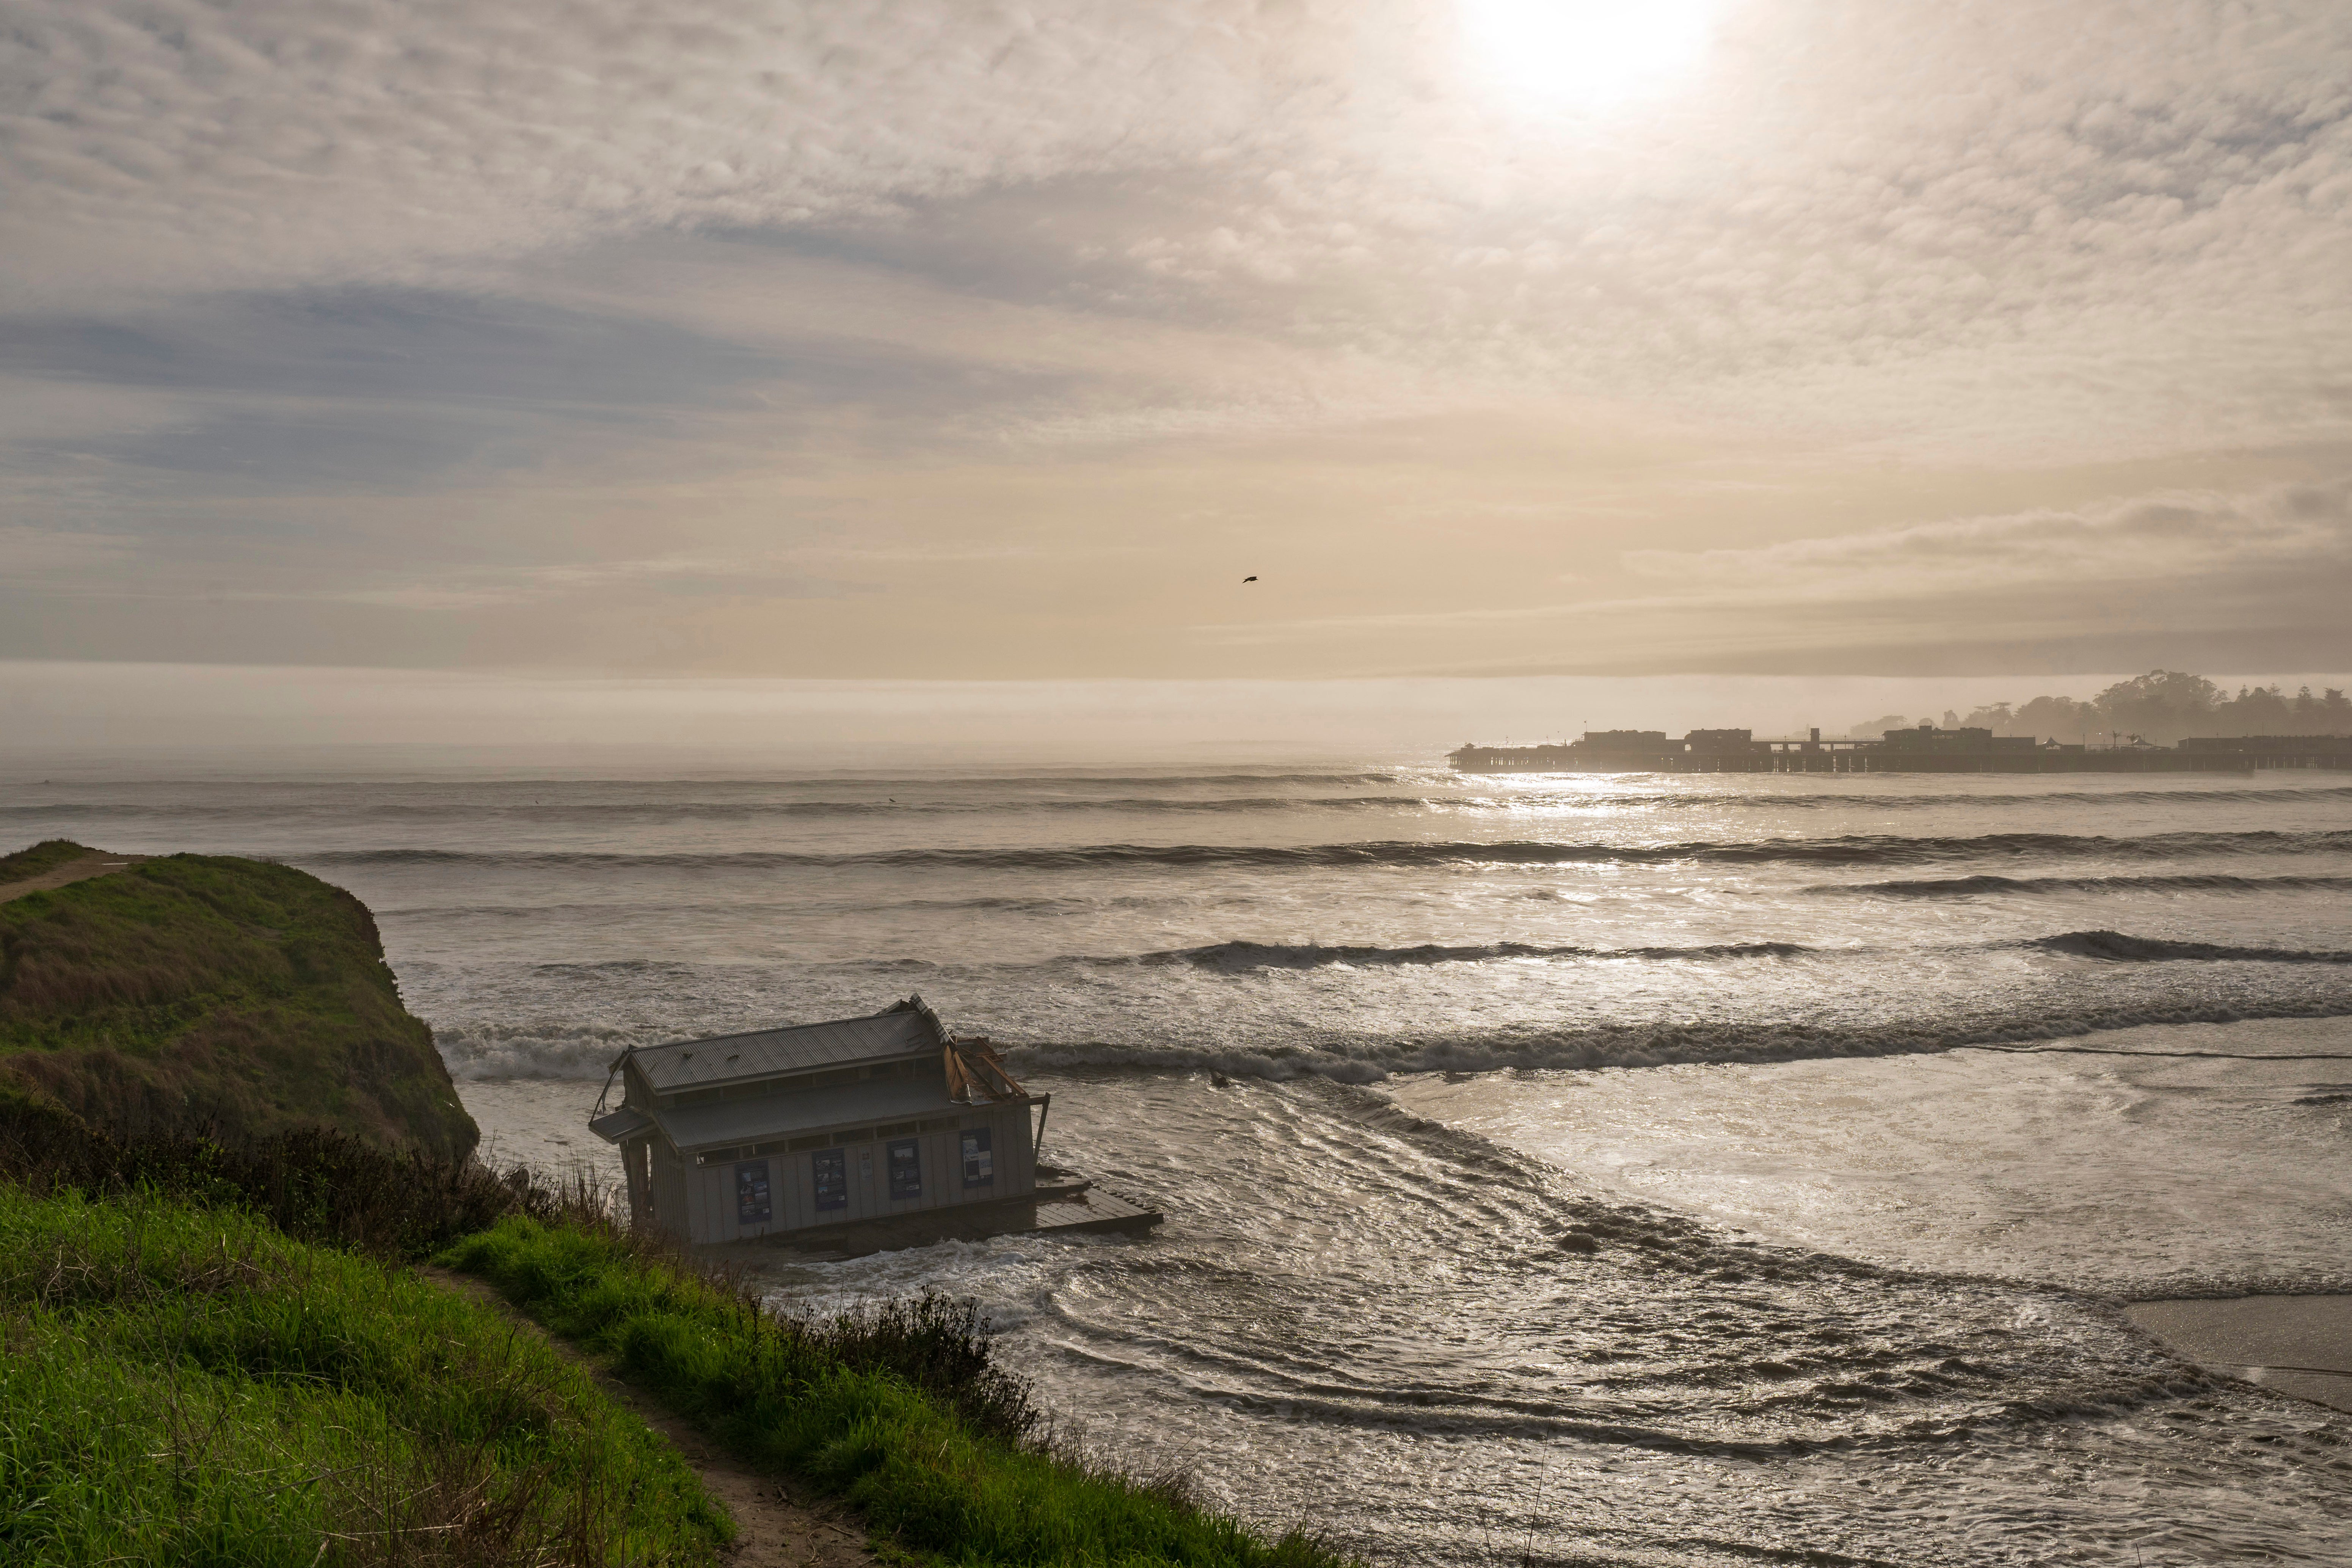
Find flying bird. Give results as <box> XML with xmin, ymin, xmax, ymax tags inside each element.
<box><xmin>1243</xmin><ymin>575</ymin><xmax>1258</xmax><ymax>582</ymax></box>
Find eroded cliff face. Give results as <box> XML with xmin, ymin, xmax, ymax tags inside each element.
<box><xmin>0</xmin><ymin>844</ymin><xmax>477</xmax><ymax>1160</ymax></box>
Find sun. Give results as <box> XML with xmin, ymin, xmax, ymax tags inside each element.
<box><xmin>1457</xmin><ymin>0</ymin><xmax>1721</xmax><ymax>113</ymax></box>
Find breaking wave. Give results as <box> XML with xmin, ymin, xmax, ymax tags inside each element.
<box><xmin>293</xmin><ymin>828</ymin><xmax>2352</xmax><ymax>874</ymax></box>
<box><xmin>1817</xmin><ymin>872</ymin><xmax>2352</xmax><ymax>897</ymax></box>
<box><xmin>2020</xmin><ymin>931</ymin><xmax>2352</xmax><ymax>964</ymax></box>
<box><xmin>1798</xmin><ymin>783</ymin><xmax>2352</xmax><ymax>809</ymax></box>
<box><xmin>1115</xmin><ymin>939</ymin><xmax>1815</xmax><ymax>970</ymax></box>
<box><xmin>430</xmin><ymin>1021</ymin><xmax>646</xmax><ymax>1080</ymax></box>
<box><xmin>20</xmin><ymin>783</ymin><xmax>2352</xmax><ymax>826</ymax></box>
<box><xmin>16</xmin><ymin>780</ymin><xmax>2350</xmax><ymax>829</ymax></box>
<box><xmin>0</xmin><ymin>793</ymin><xmax>1437</xmax><ymax>822</ymax></box>
<box><xmin>1004</xmin><ymin>995</ymin><xmax>2352</xmax><ymax>1084</ymax></box>
<box><xmin>764</xmin><ymin>772</ymin><xmax>1407</xmax><ymax>788</ymax></box>
<box><xmin>1099</xmin><ymin>932</ymin><xmax>2352</xmax><ymax>972</ymax></box>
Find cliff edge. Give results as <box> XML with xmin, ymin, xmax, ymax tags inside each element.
<box><xmin>0</xmin><ymin>840</ymin><xmax>477</xmax><ymax>1159</ymax></box>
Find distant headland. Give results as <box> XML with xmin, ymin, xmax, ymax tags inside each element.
<box><xmin>0</xmin><ymin>841</ymin><xmax>476</xmax><ymax>1158</ymax></box>
<box><xmin>1454</xmin><ymin>671</ymin><xmax>2352</xmax><ymax>775</ymax></box>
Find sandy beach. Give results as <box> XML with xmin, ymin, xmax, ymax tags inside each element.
<box><xmin>2128</xmin><ymin>1296</ymin><xmax>2352</xmax><ymax>1414</ymax></box>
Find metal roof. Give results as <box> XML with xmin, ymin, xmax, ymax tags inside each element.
<box><xmin>588</xmin><ymin>1105</ymin><xmax>654</xmax><ymax>1143</ymax></box>
<box><xmin>642</xmin><ymin>1075</ymin><xmax>975</xmax><ymax>1151</ymax></box>
<box><xmin>624</xmin><ymin>997</ymin><xmax>948</xmax><ymax>1093</ymax></box>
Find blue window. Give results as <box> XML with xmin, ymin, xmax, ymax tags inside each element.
<box><xmin>888</xmin><ymin>1139</ymin><xmax>922</xmax><ymax>1200</ymax></box>
<box><xmin>812</xmin><ymin>1148</ymin><xmax>848</xmax><ymax>1211</ymax></box>
<box><xmin>735</xmin><ymin>1160</ymin><xmax>772</xmax><ymax>1226</ymax></box>
<box><xmin>960</xmin><ymin>1127</ymin><xmax>994</xmax><ymax>1188</ymax></box>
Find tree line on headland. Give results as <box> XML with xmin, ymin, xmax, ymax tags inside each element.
<box><xmin>1848</xmin><ymin>670</ymin><xmax>2352</xmax><ymax>746</ymax></box>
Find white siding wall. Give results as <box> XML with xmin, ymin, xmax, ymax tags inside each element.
<box><xmin>621</xmin><ymin>1136</ymin><xmax>653</xmax><ymax>1229</ymax></box>
<box><xmin>680</xmin><ymin>1100</ymin><xmax>1041</xmax><ymax>1244</ymax></box>
<box><xmin>684</xmin><ymin>1154</ymin><xmax>709</xmax><ymax>1242</ymax></box>
<box><xmin>650</xmin><ymin>1138</ymin><xmax>691</xmax><ymax>1240</ymax></box>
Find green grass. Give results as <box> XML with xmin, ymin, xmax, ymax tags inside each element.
<box><xmin>0</xmin><ymin>1039</ymin><xmax>1357</xmax><ymax>1568</ymax></box>
<box><xmin>444</xmin><ymin>1216</ymin><xmax>1353</xmax><ymax>1568</ymax></box>
<box><xmin>0</xmin><ymin>840</ymin><xmax>96</xmax><ymax>885</ymax></box>
<box><xmin>1</xmin><ymin>1116</ymin><xmax>535</xmax><ymax>1260</ymax></box>
<box><xmin>0</xmin><ymin>844</ymin><xmax>476</xmax><ymax>1158</ymax></box>
<box><xmin>0</xmin><ymin>1184</ymin><xmax>729</xmax><ymax>1567</ymax></box>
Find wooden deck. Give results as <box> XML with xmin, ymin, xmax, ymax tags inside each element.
<box><xmin>701</xmin><ymin>1177</ymin><xmax>1164</xmax><ymax>1263</ymax></box>
<box><xmin>1029</xmin><ymin>1185</ymin><xmax>1161</xmax><ymax>1236</ymax></box>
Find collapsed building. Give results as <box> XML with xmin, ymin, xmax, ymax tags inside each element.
<box><xmin>589</xmin><ymin>996</ymin><xmax>1045</xmax><ymax>1246</ymax></box>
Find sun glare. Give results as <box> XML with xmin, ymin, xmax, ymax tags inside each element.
<box><xmin>1458</xmin><ymin>0</ymin><xmax>1720</xmax><ymax>113</ymax></box>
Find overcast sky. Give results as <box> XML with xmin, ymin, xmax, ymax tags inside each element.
<box><xmin>5</xmin><ymin>0</ymin><xmax>2349</xmax><ymax>682</ymax></box>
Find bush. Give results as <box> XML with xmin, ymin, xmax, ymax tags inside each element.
<box><xmin>0</xmin><ymin>1102</ymin><xmax>1355</xmax><ymax>1568</ymax></box>
<box><xmin>444</xmin><ymin>1216</ymin><xmax>1352</xmax><ymax>1568</ymax></box>
<box><xmin>0</xmin><ymin>1110</ymin><xmax>535</xmax><ymax>1259</ymax></box>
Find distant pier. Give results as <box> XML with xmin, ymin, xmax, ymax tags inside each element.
<box><xmin>1449</xmin><ymin>725</ymin><xmax>2352</xmax><ymax>775</ymax></box>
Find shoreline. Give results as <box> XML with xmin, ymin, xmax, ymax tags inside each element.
<box><xmin>2127</xmin><ymin>1295</ymin><xmax>2352</xmax><ymax>1414</ymax></box>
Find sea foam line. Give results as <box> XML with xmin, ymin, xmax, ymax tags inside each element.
<box><xmin>1003</xmin><ymin>996</ymin><xmax>2352</xmax><ymax>1083</ymax></box>
<box><xmin>1816</xmin><ymin>871</ymin><xmax>2352</xmax><ymax>897</ymax></box>
<box><xmin>291</xmin><ymin>828</ymin><xmax>2352</xmax><ymax>873</ymax></box>
<box><xmin>1091</xmin><ymin>931</ymin><xmax>2352</xmax><ymax>972</ymax></box>
<box><xmin>13</xmin><ymin>781</ymin><xmax>2349</xmax><ymax>824</ymax></box>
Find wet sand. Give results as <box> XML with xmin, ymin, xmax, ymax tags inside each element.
<box><xmin>2128</xmin><ymin>1295</ymin><xmax>2352</xmax><ymax>1413</ymax></box>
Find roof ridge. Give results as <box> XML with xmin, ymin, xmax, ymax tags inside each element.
<box><xmin>632</xmin><ymin>998</ymin><xmax>931</xmax><ymax>1055</ymax></box>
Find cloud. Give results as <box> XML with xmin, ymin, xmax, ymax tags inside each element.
<box><xmin>1620</xmin><ymin>478</ymin><xmax>2352</xmax><ymax>603</ymax></box>
<box><xmin>1583</xmin><ymin>477</ymin><xmax>2352</xmax><ymax>671</ymax></box>
<box><xmin>315</xmin><ymin>555</ymin><xmax>882</xmax><ymax>612</ymax></box>
<box><xmin>0</xmin><ymin>525</ymin><xmax>138</xmax><ymax>576</ymax></box>
<box><xmin>1189</xmin><ymin>477</ymin><xmax>2352</xmax><ymax>676</ymax></box>
<box><xmin>0</xmin><ymin>0</ymin><xmax>1305</xmax><ymax>306</ymax></box>
<box><xmin>8</xmin><ymin>0</ymin><xmax>2347</xmax><ymax>463</ymax></box>
<box><xmin>0</xmin><ymin>292</ymin><xmax>785</xmax><ymax>407</ymax></box>
<box><xmin>3</xmin><ymin>0</ymin><xmax>2351</xmax><ymax>677</ymax></box>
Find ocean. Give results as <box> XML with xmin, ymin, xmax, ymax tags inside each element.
<box><xmin>11</xmin><ymin>765</ymin><xmax>2351</xmax><ymax>1565</ymax></box>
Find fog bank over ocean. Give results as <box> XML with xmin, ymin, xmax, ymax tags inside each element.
<box><xmin>12</xmin><ymin>662</ymin><xmax>2352</xmax><ymax>776</ymax></box>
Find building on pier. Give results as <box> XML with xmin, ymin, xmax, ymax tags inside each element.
<box><xmin>2179</xmin><ymin>736</ymin><xmax>2352</xmax><ymax>768</ymax></box>
<box><xmin>1447</xmin><ymin>726</ymin><xmax>2351</xmax><ymax>775</ymax></box>
<box><xmin>1877</xmin><ymin>722</ymin><xmax>2040</xmax><ymax>760</ymax></box>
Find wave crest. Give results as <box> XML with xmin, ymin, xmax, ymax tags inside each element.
<box><xmin>2023</xmin><ymin>930</ymin><xmax>2352</xmax><ymax>964</ymax></box>
<box><xmin>1120</xmin><ymin>939</ymin><xmax>1816</xmax><ymax>971</ymax></box>
<box><xmin>1005</xmin><ymin>996</ymin><xmax>2352</xmax><ymax>1084</ymax></box>
<box><xmin>1819</xmin><ymin>872</ymin><xmax>2352</xmax><ymax>898</ymax></box>
<box><xmin>297</xmin><ymin>828</ymin><xmax>2352</xmax><ymax>874</ymax></box>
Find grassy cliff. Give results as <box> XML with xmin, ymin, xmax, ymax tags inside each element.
<box><xmin>446</xmin><ymin>1218</ymin><xmax>1348</xmax><ymax>1568</ymax></box>
<box><xmin>0</xmin><ymin>1122</ymin><xmax>1358</xmax><ymax>1568</ymax></box>
<box><xmin>0</xmin><ymin>1182</ymin><xmax>728</xmax><ymax>1566</ymax></box>
<box><xmin>0</xmin><ymin>841</ymin><xmax>476</xmax><ymax>1159</ymax></box>
<box><xmin>0</xmin><ymin>846</ymin><xmax>1356</xmax><ymax>1568</ymax></box>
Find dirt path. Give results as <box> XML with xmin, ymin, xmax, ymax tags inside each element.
<box><xmin>0</xmin><ymin>851</ymin><xmax>151</xmax><ymax>906</ymax></box>
<box><xmin>418</xmin><ymin>1265</ymin><xmax>876</xmax><ymax>1568</ymax></box>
